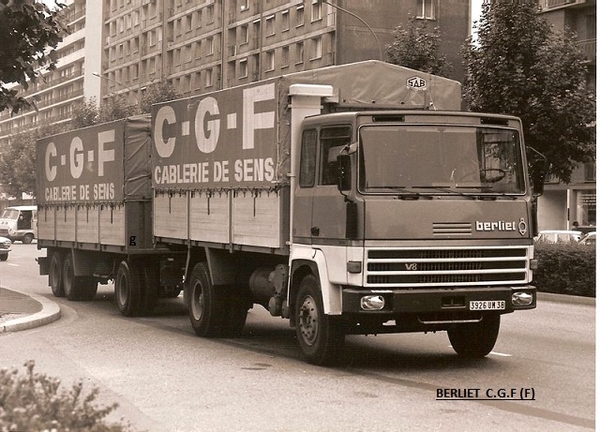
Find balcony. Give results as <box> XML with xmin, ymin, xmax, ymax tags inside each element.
<box><xmin>577</xmin><ymin>38</ymin><xmax>596</xmax><ymax>63</ymax></box>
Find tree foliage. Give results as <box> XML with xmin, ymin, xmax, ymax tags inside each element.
<box><xmin>0</xmin><ymin>0</ymin><xmax>68</xmax><ymax>114</ymax></box>
<box><xmin>463</xmin><ymin>1</ymin><xmax>595</xmax><ymax>183</ymax></box>
<box><xmin>385</xmin><ymin>17</ymin><xmax>452</xmax><ymax>77</ymax></box>
<box><xmin>0</xmin><ymin>122</ymin><xmax>66</xmax><ymax>197</ymax></box>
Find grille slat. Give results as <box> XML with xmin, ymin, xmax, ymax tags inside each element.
<box><xmin>366</xmin><ymin>246</ymin><xmax>530</xmax><ymax>287</ymax></box>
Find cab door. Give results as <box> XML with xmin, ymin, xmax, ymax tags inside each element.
<box><xmin>311</xmin><ymin>126</ymin><xmax>353</xmax><ymax>244</ymax></box>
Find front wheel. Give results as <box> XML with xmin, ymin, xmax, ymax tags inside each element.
<box><xmin>22</xmin><ymin>233</ymin><xmax>34</xmax><ymax>244</ymax></box>
<box><xmin>448</xmin><ymin>314</ymin><xmax>501</xmax><ymax>358</ymax></box>
<box><xmin>295</xmin><ymin>274</ymin><xmax>345</xmax><ymax>365</ymax></box>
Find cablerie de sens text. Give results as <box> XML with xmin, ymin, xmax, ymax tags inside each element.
<box><xmin>436</xmin><ymin>388</ymin><xmax>536</xmax><ymax>401</ymax></box>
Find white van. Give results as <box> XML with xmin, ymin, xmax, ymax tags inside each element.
<box><xmin>0</xmin><ymin>205</ymin><xmax>37</xmax><ymax>244</ymax></box>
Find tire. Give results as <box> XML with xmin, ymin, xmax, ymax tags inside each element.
<box><xmin>0</xmin><ymin>254</ymin><xmax>7</xmax><ymax>262</ymax></box>
<box><xmin>115</xmin><ymin>260</ymin><xmax>144</xmax><ymax>317</ymax></box>
<box><xmin>140</xmin><ymin>265</ymin><xmax>160</xmax><ymax>315</ymax></box>
<box><xmin>63</xmin><ymin>254</ymin><xmax>97</xmax><ymax>301</ymax></box>
<box><xmin>22</xmin><ymin>233</ymin><xmax>34</xmax><ymax>244</ymax></box>
<box><xmin>49</xmin><ymin>252</ymin><xmax>64</xmax><ymax>297</ymax></box>
<box><xmin>221</xmin><ymin>286</ymin><xmax>249</xmax><ymax>338</ymax></box>
<box><xmin>448</xmin><ymin>314</ymin><xmax>501</xmax><ymax>358</ymax></box>
<box><xmin>187</xmin><ymin>262</ymin><xmax>226</xmax><ymax>338</ymax></box>
<box><xmin>295</xmin><ymin>274</ymin><xmax>345</xmax><ymax>365</ymax></box>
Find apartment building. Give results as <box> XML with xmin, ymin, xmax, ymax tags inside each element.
<box><xmin>0</xmin><ymin>0</ymin><xmax>103</xmax><ymax>149</ymax></box>
<box><xmin>103</xmin><ymin>0</ymin><xmax>469</xmax><ymax>105</ymax></box>
<box><xmin>537</xmin><ymin>0</ymin><xmax>596</xmax><ymax>230</ymax></box>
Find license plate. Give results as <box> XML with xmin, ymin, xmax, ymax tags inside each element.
<box><xmin>469</xmin><ymin>300</ymin><xmax>505</xmax><ymax>311</ymax></box>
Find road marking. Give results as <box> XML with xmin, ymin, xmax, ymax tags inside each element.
<box><xmin>447</xmin><ymin>346</ymin><xmax>512</xmax><ymax>357</ymax></box>
<box><xmin>489</xmin><ymin>351</ymin><xmax>512</xmax><ymax>357</ymax></box>
<box><xmin>7</xmin><ymin>263</ymin><xmax>19</xmax><ymax>267</ymax></box>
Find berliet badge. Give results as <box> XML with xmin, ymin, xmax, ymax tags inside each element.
<box><xmin>406</xmin><ymin>76</ymin><xmax>427</xmax><ymax>91</ymax></box>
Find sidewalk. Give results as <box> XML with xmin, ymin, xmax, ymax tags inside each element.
<box><xmin>0</xmin><ymin>287</ymin><xmax>61</xmax><ymax>333</ymax></box>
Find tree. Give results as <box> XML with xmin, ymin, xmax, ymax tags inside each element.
<box><xmin>385</xmin><ymin>17</ymin><xmax>452</xmax><ymax>78</ymax></box>
<box><xmin>0</xmin><ymin>122</ymin><xmax>66</xmax><ymax>197</ymax></box>
<box><xmin>463</xmin><ymin>1</ymin><xmax>595</xmax><ymax>183</ymax></box>
<box><xmin>0</xmin><ymin>0</ymin><xmax>68</xmax><ymax>114</ymax></box>
<box><xmin>139</xmin><ymin>81</ymin><xmax>180</xmax><ymax>113</ymax></box>
<box><xmin>71</xmin><ymin>97</ymin><xmax>99</xmax><ymax>128</ymax></box>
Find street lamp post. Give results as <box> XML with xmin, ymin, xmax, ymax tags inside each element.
<box><xmin>92</xmin><ymin>72</ymin><xmax>140</xmax><ymax>105</ymax></box>
<box><xmin>319</xmin><ymin>0</ymin><xmax>383</xmax><ymax>61</ymax></box>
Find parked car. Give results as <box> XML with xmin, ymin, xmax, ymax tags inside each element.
<box><xmin>534</xmin><ymin>230</ymin><xmax>582</xmax><ymax>244</ymax></box>
<box><xmin>578</xmin><ymin>232</ymin><xmax>596</xmax><ymax>245</ymax></box>
<box><xmin>0</xmin><ymin>235</ymin><xmax>11</xmax><ymax>261</ymax></box>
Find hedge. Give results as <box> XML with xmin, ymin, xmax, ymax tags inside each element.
<box><xmin>533</xmin><ymin>242</ymin><xmax>596</xmax><ymax>297</ymax></box>
<box><xmin>0</xmin><ymin>361</ymin><xmax>133</xmax><ymax>432</ymax></box>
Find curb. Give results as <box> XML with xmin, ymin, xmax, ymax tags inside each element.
<box><xmin>0</xmin><ymin>291</ymin><xmax>61</xmax><ymax>333</ymax></box>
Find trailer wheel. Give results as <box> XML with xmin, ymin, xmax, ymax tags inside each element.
<box><xmin>188</xmin><ymin>262</ymin><xmax>226</xmax><ymax>338</ymax></box>
<box><xmin>448</xmin><ymin>314</ymin><xmax>501</xmax><ymax>358</ymax></box>
<box><xmin>63</xmin><ymin>254</ymin><xmax>97</xmax><ymax>301</ymax></box>
<box><xmin>115</xmin><ymin>260</ymin><xmax>143</xmax><ymax>317</ymax></box>
<box><xmin>140</xmin><ymin>265</ymin><xmax>159</xmax><ymax>315</ymax></box>
<box><xmin>295</xmin><ymin>274</ymin><xmax>345</xmax><ymax>365</ymax></box>
<box><xmin>221</xmin><ymin>286</ymin><xmax>249</xmax><ymax>338</ymax></box>
<box><xmin>49</xmin><ymin>252</ymin><xmax>65</xmax><ymax>297</ymax></box>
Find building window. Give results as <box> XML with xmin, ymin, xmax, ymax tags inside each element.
<box><xmin>240</xmin><ymin>24</ymin><xmax>249</xmax><ymax>44</ymax></box>
<box><xmin>310</xmin><ymin>36</ymin><xmax>322</xmax><ymax>60</ymax></box>
<box><xmin>266</xmin><ymin>15</ymin><xmax>275</xmax><ymax>36</ymax></box>
<box><xmin>265</xmin><ymin>50</ymin><xmax>275</xmax><ymax>71</ymax></box>
<box><xmin>295</xmin><ymin>41</ymin><xmax>304</xmax><ymax>64</ymax></box>
<box><xmin>205</xmin><ymin>68</ymin><xmax>213</xmax><ymax>87</ymax></box>
<box><xmin>206</xmin><ymin>36</ymin><xmax>214</xmax><ymax>56</ymax></box>
<box><xmin>240</xmin><ymin>58</ymin><xmax>248</xmax><ymax>78</ymax></box>
<box><xmin>296</xmin><ymin>5</ymin><xmax>305</xmax><ymax>27</ymax></box>
<box><xmin>281</xmin><ymin>45</ymin><xmax>290</xmax><ymax>68</ymax></box>
<box><xmin>584</xmin><ymin>162</ymin><xmax>596</xmax><ymax>182</ymax></box>
<box><xmin>311</xmin><ymin>1</ymin><xmax>322</xmax><ymax>22</ymax></box>
<box><xmin>417</xmin><ymin>0</ymin><xmax>435</xmax><ymax>20</ymax></box>
<box><xmin>282</xmin><ymin>10</ymin><xmax>290</xmax><ymax>32</ymax></box>
<box><xmin>240</xmin><ymin>0</ymin><xmax>249</xmax><ymax>11</ymax></box>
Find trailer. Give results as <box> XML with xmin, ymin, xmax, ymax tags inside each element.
<box><xmin>38</xmin><ymin>61</ymin><xmax>541</xmax><ymax>364</ymax></box>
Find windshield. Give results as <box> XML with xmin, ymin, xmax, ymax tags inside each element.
<box><xmin>0</xmin><ymin>209</ymin><xmax>18</xmax><ymax>220</ymax></box>
<box><xmin>358</xmin><ymin>125</ymin><xmax>526</xmax><ymax>194</ymax></box>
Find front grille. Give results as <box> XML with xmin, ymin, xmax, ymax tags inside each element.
<box><xmin>366</xmin><ymin>246</ymin><xmax>530</xmax><ymax>287</ymax></box>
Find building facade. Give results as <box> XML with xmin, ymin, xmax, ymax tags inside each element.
<box><xmin>0</xmin><ymin>0</ymin><xmax>103</xmax><ymax>149</ymax></box>
<box><xmin>537</xmin><ymin>0</ymin><xmax>596</xmax><ymax>231</ymax></box>
<box><xmin>102</xmin><ymin>0</ymin><xmax>468</xmax><ymax>107</ymax></box>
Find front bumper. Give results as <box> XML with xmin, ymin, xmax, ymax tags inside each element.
<box><xmin>342</xmin><ymin>285</ymin><xmax>537</xmax><ymax>315</ymax></box>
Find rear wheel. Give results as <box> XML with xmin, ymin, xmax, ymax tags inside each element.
<box><xmin>221</xmin><ymin>286</ymin><xmax>249</xmax><ymax>338</ymax></box>
<box><xmin>448</xmin><ymin>314</ymin><xmax>501</xmax><ymax>358</ymax></box>
<box><xmin>63</xmin><ymin>254</ymin><xmax>97</xmax><ymax>301</ymax></box>
<box><xmin>188</xmin><ymin>262</ymin><xmax>226</xmax><ymax>337</ymax></box>
<box><xmin>49</xmin><ymin>252</ymin><xmax>64</xmax><ymax>297</ymax></box>
<box><xmin>295</xmin><ymin>274</ymin><xmax>345</xmax><ymax>365</ymax></box>
<box><xmin>115</xmin><ymin>260</ymin><xmax>143</xmax><ymax>317</ymax></box>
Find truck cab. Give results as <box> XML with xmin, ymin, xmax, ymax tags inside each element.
<box><xmin>0</xmin><ymin>205</ymin><xmax>37</xmax><ymax>244</ymax></box>
<box><xmin>290</xmin><ymin>110</ymin><xmax>537</xmax><ymax>363</ymax></box>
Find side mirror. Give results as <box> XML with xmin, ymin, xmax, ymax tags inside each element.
<box><xmin>527</xmin><ymin>146</ymin><xmax>547</xmax><ymax>197</ymax></box>
<box><xmin>337</xmin><ymin>154</ymin><xmax>352</xmax><ymax>192</ymax></box>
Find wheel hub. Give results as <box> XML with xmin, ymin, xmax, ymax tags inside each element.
<box><xmin>298</xmin><ymin>296</ymin><xmax>318</xmax><ymax>346</ymax></box>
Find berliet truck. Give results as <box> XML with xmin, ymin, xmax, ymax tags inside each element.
<box><xmin>37</xmin><ymin>61</ymin><xmax>543</xmax><ymax>365</ymax></box>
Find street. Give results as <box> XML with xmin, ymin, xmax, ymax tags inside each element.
<box><xmin>0</xmin><ymin>243</ymin><xmax>595</xmax><ymax>432</ymax></box>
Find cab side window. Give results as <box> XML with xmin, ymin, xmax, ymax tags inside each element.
<box><xmin>320</xmin><ymin>126</ymin><xmax>352</xmax><ymax>185</ymax></box>
<box><xmin>299</xmin><ymin>129</ymin><xmax>317</xmax><ymax>188</ymax></box>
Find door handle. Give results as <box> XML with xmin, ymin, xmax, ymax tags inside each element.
<box><xmin>311</xmin><ymin>226</ymin><xmax>320</xmax><ymax>236</ymax></box>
